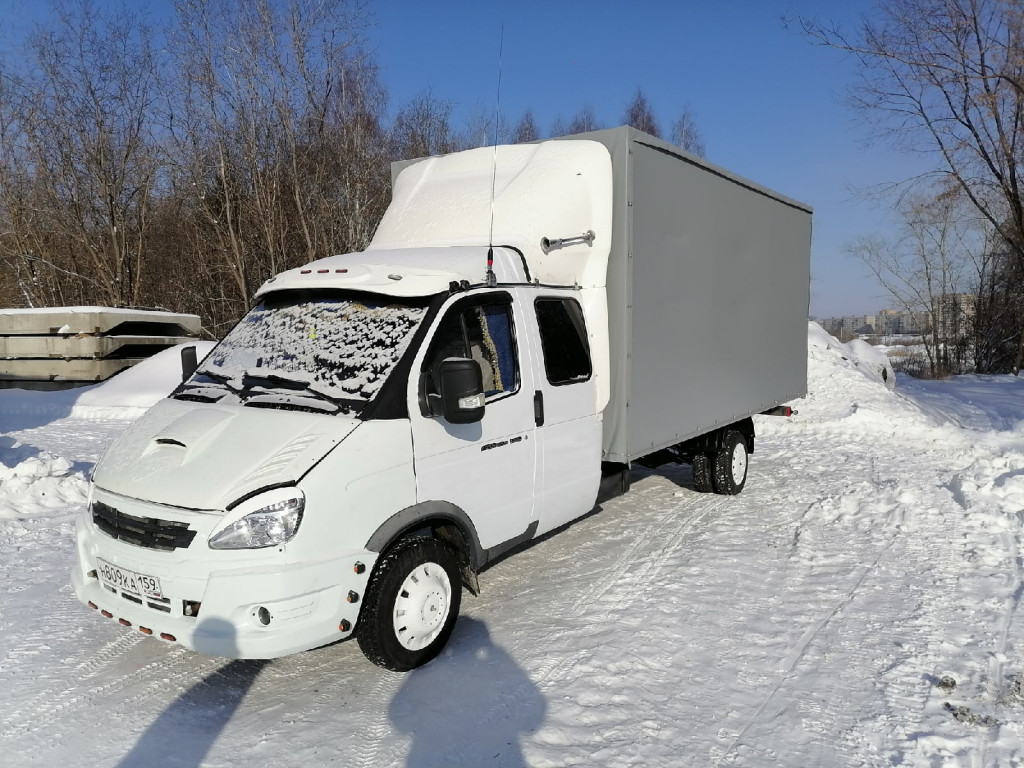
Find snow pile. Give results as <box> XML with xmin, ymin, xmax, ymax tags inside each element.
<box><xmin>807</xmin><ymin>322</ymin><xmax>895</xmax><ymax>391</ymax></box>
<box><xmin>0</xmin><ymin>341</ymin><xmax>216</xmax><ymax>425</ymax></box>
<box><xmin>74</xmin><ymin>341</ymin><xmax>216</xmax><ymax>415</ymax></box>
<box><xmin>0</xmin><ymin>438</ymin><xmax>88</xmax><ymax>519</ymax></box>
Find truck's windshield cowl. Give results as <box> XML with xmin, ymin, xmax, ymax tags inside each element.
<box><xmin>175</xmin><ymin>290</ymin><xmax>429</xmax><ymax>413</ymax></box>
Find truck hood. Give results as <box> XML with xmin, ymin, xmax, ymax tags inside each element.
<box><xmin>93</xmin><ymin>398</ymin><xmax>357</xmax><ymax>511</ymax></box>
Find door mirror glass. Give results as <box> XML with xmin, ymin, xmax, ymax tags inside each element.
<box><xmin>180</xmin><ymin>345</ymin><xmax>199</xmax><ymax>382</ymax></box>
<box><xmin>438</xmin><ymin>358</ymin><xmax>485</xmax><ymax>424</ymax></box>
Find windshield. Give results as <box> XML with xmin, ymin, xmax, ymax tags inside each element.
<box><xmin>175</xmin><ymin>290</ymin><xmax>429</xmax><ymax>413</ymax></box>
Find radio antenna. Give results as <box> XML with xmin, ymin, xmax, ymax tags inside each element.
<box><xmin>485</xmin><ymin>21</ymin><xmax>504</xmax><ymax>289</ymax></box>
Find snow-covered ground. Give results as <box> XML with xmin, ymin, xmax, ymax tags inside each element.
<box><xmin>1</xmin><ymin>325</ymin><xmax>1023</xmax><ymax>767</ymax></box>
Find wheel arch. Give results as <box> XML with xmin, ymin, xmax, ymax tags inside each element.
<box><xmin>365</xmin><ymin>500</ymin><xmax>485</xmax><ymax>576</ymax></box>
<box><xmin>678</xmin><ymin>417</ymin><xmax>755</xmax><ymax>456</ymax></box>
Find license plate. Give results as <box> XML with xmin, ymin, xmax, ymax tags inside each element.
<box><xmin>96</xmin><ymin>558</ymin><xmax>163</xmax><ymax>599</ymax></box>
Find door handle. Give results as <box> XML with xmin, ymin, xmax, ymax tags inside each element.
<box><xmin>534</xmin><ymin>390</ymin><xmax>544</xmax><ymax>427</ymax></box>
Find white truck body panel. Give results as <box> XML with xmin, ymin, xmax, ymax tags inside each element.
<box><xmin>371</xmin><ymin>141</ymin><xmax>614</xmax><ymax>289</ymax></box>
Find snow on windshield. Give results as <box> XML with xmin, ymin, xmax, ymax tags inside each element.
<box><xmin>200</xmin><ymin>295</ymin><xmax>426</xmax><ymax>401</ymax></box>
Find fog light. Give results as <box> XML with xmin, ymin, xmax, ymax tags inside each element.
<box><xmin>257</xmin><ymin>606</ymin><xmax>271</xmax><ymax>626</ymax></box>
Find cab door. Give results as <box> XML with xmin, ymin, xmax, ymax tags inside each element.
<box><xmin>526</xmin><ymin>295</ymin><xmax>602</xmax><ymax>535</ymax></box>
<box><xmin>409</xmin><ymin>292</ymin><xmax>538</xmax><ymax>551</ymax></box>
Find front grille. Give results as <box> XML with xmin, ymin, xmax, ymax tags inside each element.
<box><xmin>92</xmin><ymin>500</ymin><xmax>197</xmax><ymax>551</ymax></box>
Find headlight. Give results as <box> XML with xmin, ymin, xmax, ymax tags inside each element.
<box><xmin>209</xmin><ymin>493</ymin><xmax>304</xmax><ymax>550</ymax></box>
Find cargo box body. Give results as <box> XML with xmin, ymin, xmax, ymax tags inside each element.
<box><xmin>559</xmin><ymin>128</ymin><xmax>811</xmax><ymax>462</ymax></box>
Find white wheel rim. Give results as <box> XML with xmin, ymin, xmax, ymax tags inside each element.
<box><xmin>392</xmin><ymin>561</ymin><xmax>452</xmax><ymax>651</ymax></box>
<box><xmin>731</xmin><ymin>441</ymin><xmax>747</xmax><ymax>482</ymax></box>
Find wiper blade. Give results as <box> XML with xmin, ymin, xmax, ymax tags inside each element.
<box><xmin>241</xmin><ymin>367</ymin><xmax>363</xmax><ymax>413</ymax></box>
<box><xmin>242</xmin><ymin>367</ymin><xmax>310</xmax><ymax>388</ymax></box>
<box><xmin>244</xmin><ymin>394</ymin><xmax>340</xmax><ymax>414</ymax></box>
<box><xmin>193</xmin><ymin>368</ymin><xmax>243</xmax><ymax>393</ymax></box>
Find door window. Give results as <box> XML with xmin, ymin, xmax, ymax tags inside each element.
<box><xmin>424</xmin><ymin>299</ymin><xmax>519</xmax><ymax>400</ymax></box>
<box><xmin>535</xmin><ymin>298</ymin><xmax>592</xmax><ymax>385</ymax></box>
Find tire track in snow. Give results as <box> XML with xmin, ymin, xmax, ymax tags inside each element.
<box><xmin>0</xmin><ymin>644</ymin><xmax>224</xmax><ymax>744</ymax></box>
<box><xmin>338</xmin><ymin>669</ymin><xmax>406</xmax><ymax>768</ymax></box>
<box><xmin>566</xmin><ymin>483</ymin><xmax>722</xmax><ymax>620</ymax></box>
<box><xmin>974</xmin><ymin>526</ymin><xmax>1024</xmax><ymax>763</ymax></box>
<box><xmin>712</xmin><ymin>497</ymin><xmax>904</xmax><ymax>766</ymax></box>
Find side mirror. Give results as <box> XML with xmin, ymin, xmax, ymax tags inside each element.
<box><xmin>181</xmin><ymin>345</ymin><xmax>199</xmax><ymax>382</ymax></box>
<box><xmin>438</xmin><ymin>358</ymin><xmax>485</xmax><ymax>424</ymax></box>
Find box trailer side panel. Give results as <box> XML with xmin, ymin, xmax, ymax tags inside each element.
<box><xmin>619</xmin><ymin>138</ymin><xmax>811</xmax><ymax>461</ymax></box>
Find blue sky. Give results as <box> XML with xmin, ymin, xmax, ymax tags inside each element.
<box><xmin>1</xmin><ymin>0</ymin><xmax>935</xmax><ymax>317</ymax></box>
<box><xmin>368</xmin><ymin>0</ymin><xmax>934</xmax><ymax>318</ymax></box>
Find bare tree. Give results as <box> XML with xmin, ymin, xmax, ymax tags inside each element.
<box><xmin>670</xmin><ymin>106</ymin><xmax>706</xmax><ymax>156</ymax></box>
<box><xmin>973</xmin><ymin>229</ymin><xmax>1024</xmax><ymax>373</ymax></box>
<box><xmin>166</xmin><ymin>0</ymin><xmax>378</xmax><ymax>333</ymax></box>
<box><xmin>566</xmin><ymin>105</ymin><xmax>602</xmax><ymax>135</ymax></box>
<box><xmin>459</xmin><ymin>106</ymin><xmax>510</xmax><ymax>149</ymax></box>
<box><xmin>511</xmin><ymin>110</ymin><xmax>541</xmax><ymax>143</ymax></box>
<box><xmin>0</xmin><ymin>0</ymin><xmax>160</xmax><ymax>308</ymax></box>
<box><xmin>391</xmin><ymin>91</ymin><xmax>458</xmax><ymax>158</ymax></box>
<box><xmin>622</xmin><ymin>89</ymin><xmax>661</xmax><ymax>137</ymax></box>
<box><xmin>802</xmin><ymin>0</ymin><xmax>1024</xmax><ymax>373</ymax></box>
<box><xmin>849</xmin><ymin>191</ymin><xmax>976</xmax><ymax>377</ymax></box>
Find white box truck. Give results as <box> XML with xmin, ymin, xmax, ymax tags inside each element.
<box><xmin>72</xmin><ymin>127</ymin><xmax>811</xmax><ymax>670</ymax></box>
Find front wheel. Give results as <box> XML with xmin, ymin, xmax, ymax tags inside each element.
<box><xmin>357</xmin><ymin>537</ymin><xmax>462</xmax><ymax>671</ymax></box>
<box><xmin>712</xmin><ymin>430</ymin><xmax>748</xmax><ymax>495</ymax></box>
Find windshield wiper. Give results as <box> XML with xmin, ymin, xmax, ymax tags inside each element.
<box><xmin>192</xmin><ymin>368</ymin><xmax>243</xmax><ymax>393</ymax></box>
<box><xmin>241</xmin><ymin>368</ymin><xmax>363</xmax><ymax>414</ymax></box>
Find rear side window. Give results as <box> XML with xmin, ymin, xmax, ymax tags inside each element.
<box><xmin>535</xmin><ymin>298</ymin><xmax>592</xmax><ymax>385</ymax></box>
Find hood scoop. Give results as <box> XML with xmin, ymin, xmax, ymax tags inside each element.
<box><xmin>145</xmin><ymin>408</ymin><xmax>236</xmax><ymax>460</ymax></box>
<box><xmin>154</xmin><ymin>437</ymin><xmax>187</xmax><ymax>448</ymax></box>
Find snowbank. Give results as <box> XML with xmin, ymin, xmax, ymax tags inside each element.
<box><xmin>0</xmin><ymin>341</ymin><xmax>216</xmax><ymax>423</ymax></box>
<box><xmin>807</xmin><ymin>322</ymin><xmax>895</xmax><ymax>390</ymax></box>
<box><xmin>0</xmin><ymin>437</ymin><xmax>88</xmax><ymax>519</ymax></box>
<box><xmin>72</xmin><ymin>340</ymin><xmax>216</xmax><ymax>415</ymax></box>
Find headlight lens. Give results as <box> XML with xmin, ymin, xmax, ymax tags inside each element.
<box><xmin>208</xmin><ymin>496</ymin><xmax>304</xmax><ymax>550</ymax></box>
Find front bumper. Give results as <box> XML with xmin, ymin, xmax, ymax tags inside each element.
<box><xmin>72</xmin><ymin>491</ymin><xmax>377</xmax><ymax>659</ymax></box>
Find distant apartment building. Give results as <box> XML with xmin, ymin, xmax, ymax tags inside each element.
<box><xmin>817</xmin><ymin>295</ymin><xmax>975</xmax><ymax>339</ymax></box>
<box><xmin>931</xmin><ymin>293</ymin><xmax>975</xmax><ymax>340</ymax></box>
<box><xmin>816</xmin><ymin>306</ymin><xmax>946</xmax><ymax>338</ymax></box>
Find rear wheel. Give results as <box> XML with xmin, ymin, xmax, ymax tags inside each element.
<box><xmin>357</xmin><ymin>537</ymin><xmax>462</xmax><ymax>671</ymax></box>
<box><xmin>692</xmin><ymin>453</ymin><xmax>714</xmax><ymax>493</ymax></box>
<box><xmin>712</xmin><ymin>430</ymin><xmax>748</xmax><ymax>495</ymax></box>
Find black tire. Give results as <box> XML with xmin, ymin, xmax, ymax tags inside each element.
<box><xmin>712</xmin><ymin>430</ymin><xmax>748</xmax><ymax>495</ymax></box>
<box><xmin>692</xmin><ymin>453</ymin><xmax>714</xmax><ymax>493</ymax></box>
<box><xmin>357</xmin><ymin>537</ymin><xmax>462</xmax><ymax>672</ymax></box>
